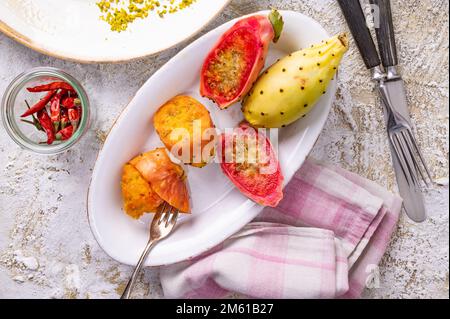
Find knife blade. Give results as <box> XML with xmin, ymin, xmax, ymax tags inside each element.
<box><xmin>379</xmin><ymin>70</ymin><xmax>413</xmax><ymax>127</ymax></box>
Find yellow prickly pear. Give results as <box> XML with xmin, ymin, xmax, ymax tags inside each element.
<box><xmin>242</xmin><ymin>33</ymin><xmax>349</xmax><ymax>128</ymax></box>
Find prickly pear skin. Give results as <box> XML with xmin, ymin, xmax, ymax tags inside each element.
<box><xmin>242</xmin><ymin>33</ymin><xmax>349</xmax><ymax>128</ymax></box>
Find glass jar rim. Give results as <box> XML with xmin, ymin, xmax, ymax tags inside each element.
<box><xmin>1</xmin><ymin>67</ymin><xmax>90</xmax><ymax>154</ymax></box>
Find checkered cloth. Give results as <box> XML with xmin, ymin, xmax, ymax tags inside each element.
<box><xmin>160</xmin><ymin>159</ymin><xmax>402</xmax><ymax>298</ymax></box>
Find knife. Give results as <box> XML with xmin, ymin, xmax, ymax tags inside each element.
<box><xmin>337</xmin><ymin>0</ymin><xmax>427</xmax><ymax>222</ymax></box>
<box><xmin>370</xmin><ymin>0</ymin><xmax>413</xmax><ymax>127</ymax></box>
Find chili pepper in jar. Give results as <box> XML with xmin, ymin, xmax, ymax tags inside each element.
<box><xmin>61</xmin><ymin>96</ymin><xmax>81</xmax><ymax>109</ymax></box>
<box><xmin>21</xmin><ymin>100</ymin><xmax>44</xmax><ymax>131</ymax></box>
<box><xmin>49</xmin><ymin>90</ymin><xmax>67</xmax><ymax>132</ymax></box>
<box><xmin>37</xmin><ymin>109</ymin><xmax>55</xmax><ymax>144</ymax></box>
<box><xmin>55</xmin><ymin>125</ymin><xmax>74</xmax><ymax>141</ymax></box>
<box><xmin>68</xmin><ymin>107</ymin><xmax>80</xmax><ymax>131</ymax></box>
<box><xmin>27</xmin><ymin>81</ymin><xmax>75</xmax><ymax>93</ymax></box>
<box><xmin>21</xmin><ymin>90</ymin><xmax>56</xmax><ymax>118</ymax></box>
<box><xmin>60</xmin><ymin>108</ymin><xmax>69</xmax><ymax>129</ymax></box>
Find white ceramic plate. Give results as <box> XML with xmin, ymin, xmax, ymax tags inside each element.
<box><xmin>0</xmin><ymin>0</ymin><xmax>230</xmax><ymax>63</ymax></box>
<box><xmin>88</xmin><ymin>10</ymin><xmax>336</xmax><ymax>266</ymax></box>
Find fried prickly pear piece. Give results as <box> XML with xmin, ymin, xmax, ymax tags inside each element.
<box><xmin>121</xmin><ymin>163</ymin><xmax>163</xmax><ymax>219</ymax></box>
<box><xmin>130</xmin><ymin>148</ymin><xmax>190</xmax><ymax>213</ymax></box>
<box><xmin>153</xmin><ymin>95</ymin><xmax>216</xmax><ymax>168</ymax></box>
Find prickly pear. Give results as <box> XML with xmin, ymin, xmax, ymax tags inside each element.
<box><xmin>242</xmin><ymin>33</ymin><xmax>349</xmax><ymax>128</ymax></box>
<box><xmin>200</xmin><ymin>9</ymin><xmax>284</xmax><ymax>110</ymax></box>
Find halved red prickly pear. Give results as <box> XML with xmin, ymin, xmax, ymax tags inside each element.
<box><xmin>200</xmin><ymin>9</ymin><xmax>284</xmax><ymax>109</ymax></box>
<box><xmin>219</xmin><ymin>122</ymin><xmax>284</xmax><ymax>207</ymax></box>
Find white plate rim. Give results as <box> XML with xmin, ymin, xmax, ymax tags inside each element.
<box><xmin>0</xmin><ymin>0</ymin><xmax>231</xmax><ymax>63</ymax></box>
<box><xmin>87</xmin><ymin>10</ymin><xmax>335</xmax><ymax>266</ymax></box>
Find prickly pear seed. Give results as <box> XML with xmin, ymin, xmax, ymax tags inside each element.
<box><xmin>301</xmin><ymin>86</ymin><xmax>305</xmax><ymax>90</ymax></box>
<box><xmin>319</xmin><ymin>79</ymin><xmax>323</xmax><ymax>83</ymax></box>
<box><xmin>304</xmin><ymin>104</ymin><xmax>308</xmax><ymax>107</ymax></box>
<box><xmin>260</xmin><ymin>91</ymin><xmax>264</xmax><ymax>95</ymax></box>
<box><xmin>261</xmin><ymin>112</ymin><xmax>265</xmax><ymax>116</ymax></box>
<box><xmin>280</xmin><ymin>112</ymin><xmax>284</xmax><ymax>115</ymax></box>
<box><xmin>280</xmin><ymin>89</ymin><xmax>284</xmax><ymax>93</ymax></box>
<box><xmin>299</xmin><ymin>67</ymin><xmax>303</xmax><ymax>70</ymax></box>
<box><xmin>282</xmin><ymin>68</ymin><xmax>286</xmax><ymax>72</ymax></box>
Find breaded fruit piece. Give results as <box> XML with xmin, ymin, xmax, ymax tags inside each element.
<box><xmin>153</xmin><ymin>95</ymin><xmax>216</xmax><ymax>168</ymax></box>
<box><xmin>130</xmin><ymin>148</ymin><xmax>190</xmax><ymax>213</ymax></box>
<box><xmin>121</xmin><ymin>163</ymin><xmax>164</xmax><ymax>219</ymax></box>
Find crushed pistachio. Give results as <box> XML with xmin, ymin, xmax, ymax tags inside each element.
<box><xmin>97</xmin><ymin>0</ymin><xmax>197</xmax><ymax>32</ymax></box>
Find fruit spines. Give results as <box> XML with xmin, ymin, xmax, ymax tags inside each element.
<box><xmin>242</xmin><ymin>33</ymin><xmax>349</xmax><ymax>128</ymax></box>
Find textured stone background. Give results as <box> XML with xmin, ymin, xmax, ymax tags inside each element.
<box><xmin>0</xmin><ymin>0</ymin><xmax>448</xmax><ymax>299</ymax></box>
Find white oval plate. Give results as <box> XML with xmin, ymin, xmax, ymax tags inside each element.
<box><xmin>88</xmin><ymin>10</ymin><xmax>336</xmax><ymax>266</ymax></box>
<box><xmin>0</xmin><ymin>0</ymin><xmax>230</xmax><ymax>63</ymax></box>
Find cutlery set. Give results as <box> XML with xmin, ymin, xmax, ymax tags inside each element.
<box><xmin>338</xmin><ymin>0</ymin><xmax>432</xmax><ymax>222</ymax></box>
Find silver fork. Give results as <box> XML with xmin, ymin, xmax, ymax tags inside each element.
<box><xmin>121</xmin><ymin>202</ymin><xmax>179</xmax><ymax>299</ymax></box>
<box><xmin>379</xmin><ymin>75</ymin><xmax>433</xmax><ymax>189</ymax></box>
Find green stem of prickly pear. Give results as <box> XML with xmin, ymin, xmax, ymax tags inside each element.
<box><xmin>269</xmin><ymin>9</ymin><xmax>284</xmax><ymax>43</ymax></box>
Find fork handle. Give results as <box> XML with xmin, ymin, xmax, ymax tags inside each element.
<box><xmin>370</xmin><ymin>0</ymin><xmax>398</xmax><ymax>67</ymax></box>
<box><xmin>121</xmin><ymin>239</ymin><xmax>157</xmax><ymax>299</ymax></box>
<box><xmin>337</xmin><ymin>0</ymin><xmax>381</xmax><ymax>69</ymax></box>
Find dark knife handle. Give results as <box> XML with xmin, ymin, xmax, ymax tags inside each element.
<box><xmin>370</xmin><ymin>0</ymin><xmax>398</xmax><ymax>67</ymax></box>
<box><xmin>337</xmin><ymin>0</ymin><xmax>380</xmax><ymax>69</ymax></box>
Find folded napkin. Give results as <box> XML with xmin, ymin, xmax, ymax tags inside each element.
<box><xmin>160</xmin><ymin>159</ymin><xmax>402</xmax><ymax>299</ymax></box>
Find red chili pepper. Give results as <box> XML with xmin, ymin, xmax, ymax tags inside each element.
<box><xmin>23</xmin><ymin>100</ymin><xmax>43</xmax><ymax>131</ymax></box>
<box><xmin>60</xmin><ymin>108</ymin><xmax>69</xmax><ymax>129</ymax></box>
<box><xmin>55</xmin><ymin>125</ymin><xmax>74</xmax><ymax>141</ymax></box>
<box><xmin>68</xmin><ymin>107</ymin><xmax>80</xmax><ymax>131</ymax></box>
<box><xmin>49</xmin><ymin>90</ymin><xmax>66</xmax><ymax>132</ymax></box>
<box><xmin>21</xmin><ymin>90</ymin><xmax>56</xmax><ymax>118</ymax></box>
<box><xmin>27</xmin><ymin>81</ymin><xmax>75</xmax><ymax>93</ymax></box>
<box><xmin>61</xmin><ymin>96</ymin><xmax>75</xmax><ymax>108</ymax></box>
<box><xmin>37</xmin><ymin>109</ymin><xmax>55</xmax><ymax>144</ymax></box>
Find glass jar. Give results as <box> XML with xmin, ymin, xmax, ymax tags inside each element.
<box><xmin>1</xmin><ymin>67</ymin><xmax>90</xmax><ymax>154</ymax></box>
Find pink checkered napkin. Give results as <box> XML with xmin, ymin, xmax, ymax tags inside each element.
<box><xmin>160</xmin><ymin>159</ymin><xmax>403</xmax><ymax>299</ymax></box>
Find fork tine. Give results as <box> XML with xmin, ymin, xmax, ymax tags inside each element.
<box><xmin>405</xmin><ymin>130</ymin><xmax>433</xmax><ymax>183</ymax></box>
<box><xmin>159</xmin><ymin>205</ymin><xmax>173</xmax><ymax>225</ymax></box>
<box><xmin>395</xmin><ymin>133</ymin><xmax>421</xmax><ymax>188</ymax></box>
<box><xmin>154</xmin><ymin>202</ymin><xmax>167</xmax><ymax>220</ymax></box>
<box><xmin>156</xmin><ymin>203</ymin><xmax>168</xmax><ymax>224</ymax></box>
<box><xmin>401</xmin><ymin>130</ymin><xmax>429</xmax><ymax>188</ymax></box>
<box><xmin>401</xmin><ymin>131</ymin><xmax>428</xmax><ymax>187</ymax></box>
<box><xmin>169</xmin><ymin>210</ymin><xmax>179</xmax><ymax>225</ymax></box>
<box><xmin>390</xmin><ymin>134</ymin><xmax>415</xmax><ymax>187</ymax></box>
<box><xmin>164</xmin><ymin>207</ymin><xmax>175</xmax><ymax>227</ymax></box>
